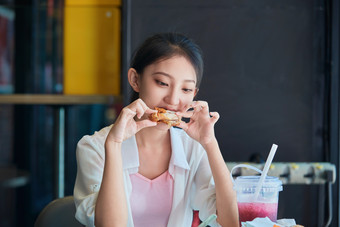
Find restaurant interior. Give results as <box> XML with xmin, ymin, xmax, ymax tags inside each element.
<box><xmin>0</xmin><ymin>0</ymin><xmax>339</xmax><ymax>226</ymax></box>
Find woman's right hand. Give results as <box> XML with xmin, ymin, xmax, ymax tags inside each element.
<box><xmin>106</xmin><ymin>99</ymin><xmax>157</xmax><ymax>144</ymax></box>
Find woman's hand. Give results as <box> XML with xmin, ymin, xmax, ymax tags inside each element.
<box><xmin>106</xmin><ymin>99</ymin><xmax>157</xmax><ymax>143</ymax></box>
<box><xmin>177</xmin><ymin>101</ymin><xmax>220</xmax><ymax>146</ymax></box>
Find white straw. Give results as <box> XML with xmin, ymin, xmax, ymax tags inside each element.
<box><xmin>253</xmin><ymin>144</ymin><xmax>278</xmax><ymax>201</ymax></box>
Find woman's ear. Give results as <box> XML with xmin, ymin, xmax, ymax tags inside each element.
<box><xmin>128</xmin><ymin>68</ymin><xmax>140</xmax><ymax>92</ymax></box>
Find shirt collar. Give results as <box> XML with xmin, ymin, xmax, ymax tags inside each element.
<box><xmin>169</xmin><ymin>127</ymin><xmax>190</xmax><ymax>171</ymax></box>
<box><xmin>121</xmin><ymin>136</ymin><xmax>139</xmax><ymax>174</ymax></box>
<box><xmin>121</xmin><ymin>127</ymin><xmax>190</xmax><ymax>174</ymax></box>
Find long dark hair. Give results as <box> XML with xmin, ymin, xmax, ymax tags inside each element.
<box><xmin>129</xmin><ymin>32</ymin><xmax>204</xmax><ymax>102</ymax></box>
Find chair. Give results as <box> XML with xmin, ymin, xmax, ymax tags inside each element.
<box><xmin>35</xmin><ymin>196</ymin><xmax>83</xmax><ymax>227</ymax></box>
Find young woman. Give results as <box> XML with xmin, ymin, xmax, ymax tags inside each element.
<box><xmin>74</xmin><ymin>33</ymin><xmax>239</xmax><ymax>227</ymax></box>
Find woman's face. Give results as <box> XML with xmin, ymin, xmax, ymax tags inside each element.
<box><xmin>138</xmin><ymin>56</ymin><xmax>198</xmax><ymax>113</ymax></box>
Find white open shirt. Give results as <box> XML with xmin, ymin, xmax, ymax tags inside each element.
<box><xmin>74</xmin><ymin>126</ymin><xmax>221</xmax><ymax>227</ymax></box>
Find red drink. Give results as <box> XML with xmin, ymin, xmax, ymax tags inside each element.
<box><xmin>232</xmin><ymin>170</ymin><xmax>283</xmax><ymax>226</ymax></box>
<box><xmin>238</xmin><ymin>202</ymin><xmax>278</xmax><ymax>225</ymax></box>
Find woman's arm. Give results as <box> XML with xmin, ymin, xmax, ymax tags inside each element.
<box><xmin>95</xmin><ymin>141</ymin><xmax>127</xmax><ymax>227</ymax></box>
<box><xmin>178</xmin><ymin>101</ymin><xmax>239</xmax><ymax>227</ymax></box>
<box><xmin>202</xmin><ymin>139</ymin><xmax>239</xmax><ymax>227</ymax></box>
<box><xmin>94</xmin><ymin>99</ymin><xmax>157</xmax><ymax>226</ymax></box>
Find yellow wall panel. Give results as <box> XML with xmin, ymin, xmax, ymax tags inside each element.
<box><xmin>64</xmin><ymin>6</ymin><xmax>121</xmax><ymax>95</ymax></box>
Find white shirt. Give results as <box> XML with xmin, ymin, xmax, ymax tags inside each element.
<box><xmin>74</xmin><ymin>125</ymin><xmax>221</xmax><ymax>227</ymax></box>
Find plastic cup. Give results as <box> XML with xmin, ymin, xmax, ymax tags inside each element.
<box><xmin>234</xmin><ymin>175</ymin><xmax>283</xmax><ymax>225</ymax></box>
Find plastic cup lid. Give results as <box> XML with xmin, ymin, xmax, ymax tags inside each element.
<box><xmin>233</xmin><ymin>175</ymin><xmax>283</xmax><ymax>192</ymax></box>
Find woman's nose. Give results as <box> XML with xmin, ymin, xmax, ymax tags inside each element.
<box><xmin>165</xmin><ymin>89</ymin><xmax>180</xmax><ymax>105</ymax></box>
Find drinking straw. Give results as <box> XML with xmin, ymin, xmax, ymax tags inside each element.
<box><xmin>198</xmin><ymin>214</ymin><xmax>217</xmax><ymax>227</ymax></box>
<box><xmin>253</xmin><ymin>144</ymin><xmax>278</xmax><ymax>201</ymax></box>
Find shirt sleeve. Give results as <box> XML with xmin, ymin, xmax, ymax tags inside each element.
<box><xmin>191</xmin><ymin>149</ymin><xmax>222</xmax><ymax>227</ymax></box>
<box><xmin>73</xmin><ymin>134</ymin><xmax>105</xmax><ymax>227</ymax></box>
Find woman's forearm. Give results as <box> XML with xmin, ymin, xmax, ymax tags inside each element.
<box><xmin>95</xmin><ymin>141</ymin><xmax>128</xmax><ymax>227</ymax></box>
<box><xmin>203</xmin><ymin>139</ymin><xmax>239</xmax><ymax>227</ymax></box>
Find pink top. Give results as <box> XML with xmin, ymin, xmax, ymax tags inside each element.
<box><xmin>129</xmin><ymin>171</ymin><xmax>174</xmax><ymax>227</ymax></box>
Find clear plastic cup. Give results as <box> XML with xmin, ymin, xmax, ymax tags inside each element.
<box><xmin>234</xmin><ymin>175</ymin><xmax>283</xmax><ymax>225</ymax></box>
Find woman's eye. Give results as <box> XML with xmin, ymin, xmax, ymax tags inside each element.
<box><xmin>183</xmin><ymin>88</ymin><xmax>193</xmax><ymax>93</ymax></box>
<box><xmin>156</xmin><ymin>80</ymin><xmax>168</xmax><ymax>86</ymax></box>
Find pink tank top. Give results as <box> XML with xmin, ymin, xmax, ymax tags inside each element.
<box><xmin>129</xmin><ymin>171</ymin><xmax>174</xmax><ymax>227</ymax></box>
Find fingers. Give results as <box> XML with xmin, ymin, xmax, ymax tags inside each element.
<box><xmin>190</xmin><ymin>101</ymin><xmax>209</xmax><ymax>115</ymax></box>
<box><xmin>178</xmin><ymin>109</ymin><xmax>194</xmax><ymax>118</ymax></box>
<box><xmin>134</xmin><ymin>99</ymin><xmax>148</xmax><ymax>119</ymax></box>
<box><xmin>210</xmin><ymin>111</ymin><xmax>220</xmax><ymax>124</ymax></box>
<box><xmin>120</xmin><ymin>107</ymin><xmax>137</xmax><ymax>120</ymax></box>
<box><xmin>129</xmin><ymin>98</ymin><xmax>156</xmax><ymax>119</ymax></box>
<box><xmin>136</xmin><ymin>119</ymin><xmax>157</xmax><ymax>130</ymax></box>
<box><xmin>176</xmin><ymin>121</ymin><xmax>189</xmax><ymax>131</ymax></box>
<box><xmin>144</xmin><ymin>108</ymin><xmax>158</xmax><ymax>114</ymax></box>
<box><xmin>178</xmin><ymin>101</ymin><xmax>210</xmax><ymax>118</ymax></box>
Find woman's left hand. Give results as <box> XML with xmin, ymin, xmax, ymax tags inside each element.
<box><xmin>177</xmin><ymin>101</ymin><xmax>220</xmax><ymax>146</ymax></box>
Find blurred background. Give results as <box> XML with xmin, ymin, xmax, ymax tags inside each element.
<box><xmin>0</xmin><ymin>0</ymin><xmax>339</xmax><ymax>226</ymax></box>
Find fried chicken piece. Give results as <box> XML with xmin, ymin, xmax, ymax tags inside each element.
<box><xmin>149</xmin><ymin>107</ymin><xmax>182</xmax><ymax>126</ymax></box>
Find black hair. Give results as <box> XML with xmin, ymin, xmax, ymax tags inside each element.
<box><xmin>129</xmin><ymin>32</ymin><xmax>204</xmax><ymax>102</ymax></box>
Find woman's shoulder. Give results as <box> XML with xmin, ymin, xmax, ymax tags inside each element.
<box><xmin>77</xmin><ymin>125</ymin><xmax>113</xmax><ymax>150</ymax></box>
<box><xmin>80</xmin><ymin>124</ymin><xmax>112</xmax><ymax>140</ymax></box>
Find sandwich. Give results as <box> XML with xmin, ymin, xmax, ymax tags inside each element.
<box><xmin>149</xmin><ymin>107</ymin><xmax>182</xmax><ymax>126</ymax></box>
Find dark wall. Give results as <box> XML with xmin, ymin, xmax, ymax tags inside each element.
<box><xmin>127</xmin><ymin>0</ymin><xmax>325</xmax><ymax>163</ymax></box>
<box><xmin>125</xmin><ymin>0</ymin><xmax>329</xmax><ymax>226</ymax></box>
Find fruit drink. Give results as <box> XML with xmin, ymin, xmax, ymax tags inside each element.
<box><xmin>238</xmin><ymin>202</ymin><xmax>278</xmax><ymax>225</ymax></box>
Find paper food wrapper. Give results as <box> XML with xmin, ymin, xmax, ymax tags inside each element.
<box><xmin>241</xmin><ymin>217</ymin><xmax>304</xmax><ymax>227</ymax></box>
